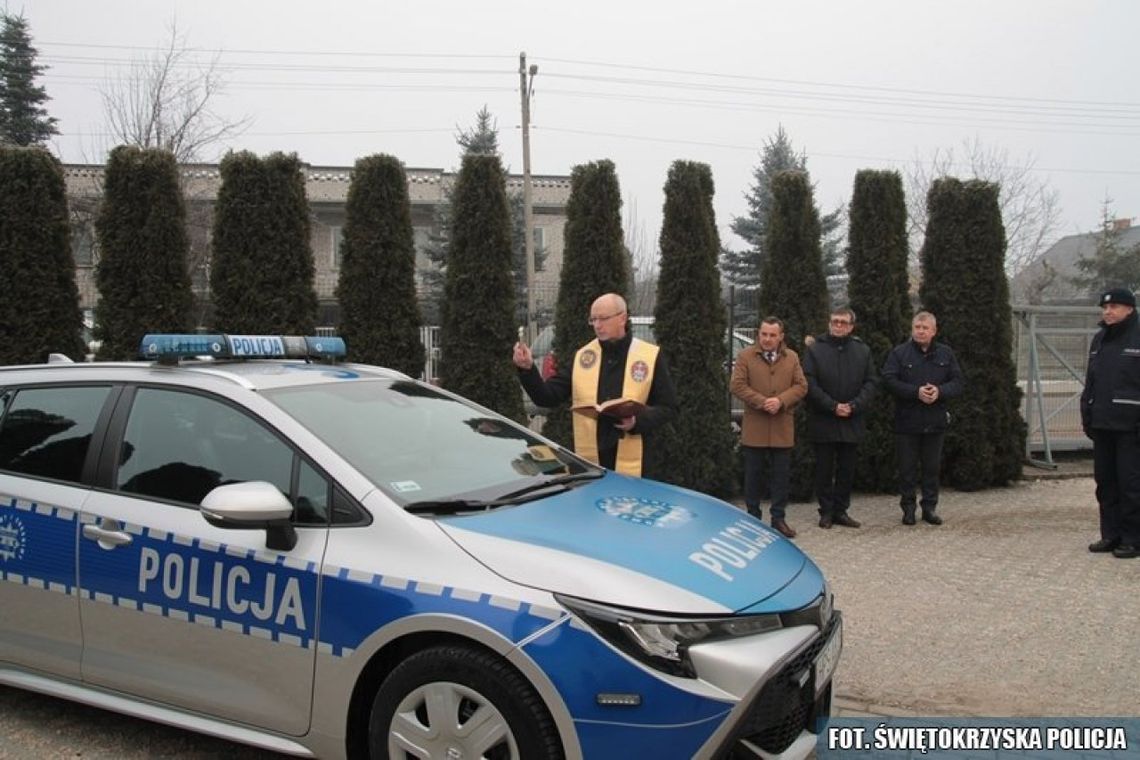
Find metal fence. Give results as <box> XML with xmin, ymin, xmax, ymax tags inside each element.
<box><xmin>1012</xmin><ymin>305</ymin><xmax>1100</xmax><ymax>465</ymax></box>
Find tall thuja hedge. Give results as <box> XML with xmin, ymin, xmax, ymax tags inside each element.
<box><xmin>439</xmin><ymin>153</ymin><xmax>524</xmax><ymax>421</ymax></box>
<box><xmin>758</xmin><ymin>170</ymin><xmax>830</xmax><ymax>500</ymax></box>
<box><xmin>210</xmin><ymin>151</ymin><xmax>317</xmax><ymax>334</ymax></box>
<box><xmin>0</xmin><ymin>147</ymin><xmax>83</xmax><ymax>363</ymax></box>
<box><xmin>335</xmin><ymin>154</ymin><xmax>424</xmax><ymax>375</ymax></box>
<box><xmin>94</xmin><ymin>146</ymin><xmax>193</xmax><ymax>360</ymax></box>
<box><xmin>847</xmin><ymin>170</ymin><xmax>912</xmax><ymax>491</ymax></box>
<box><xmin>652</xmin><ymin>161</ymin><xmax>734</xmax><ymax>494</ymax></box>
<box><xmin>920</xmin><ymin>178</ymin><xmax>1024</xmax><ymax>490</ymax></box>
<box><xmin>541</xmin><ymin>159</ymin><xmax>628</xmax><ymax>447</ymax></box>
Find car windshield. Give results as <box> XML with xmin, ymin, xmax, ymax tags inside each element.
<box><xmin>264</xmin><ymin>378</ymin><xmax>594</xmax><ymax>507</ymax></box>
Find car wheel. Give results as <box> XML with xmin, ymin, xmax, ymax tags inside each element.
<box><xmin>368</xmin><ymin>644</ymin><xmax>562</xmax><ymax>760</ymax></box>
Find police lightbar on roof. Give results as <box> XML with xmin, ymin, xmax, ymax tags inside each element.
<box><xmin>139</xmin><ymin>334</ymin><xmax>347</xmax><ymax>363</ymax></box>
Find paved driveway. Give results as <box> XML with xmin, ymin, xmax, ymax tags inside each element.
<box><xmin>781</xmin><ymin>474</ymin><xmax>1137</xmax><ymax>717</ymax></box>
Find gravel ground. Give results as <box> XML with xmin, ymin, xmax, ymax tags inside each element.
<box><xmin>783</xmin><ymin>474</ymin><xmax>1139</xmax><ymax>717</ymax></box>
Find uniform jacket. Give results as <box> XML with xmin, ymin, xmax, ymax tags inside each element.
<box><xmin>1081</xmin><ymin>309</ymin><xmax>1140</xmax><ymax>433</ymax></box>
<box><xmin>730</xmin><ymin>344</ymin><xmax>806</xmax><ymax>448</ymax></box>
<box><xmin>519</xmin><ymin>331</ymin><xmax>678</xmax><ymax>461</ymax></box>
<box><xmin>802</xmin><ymin>333</ymin><xmax>878</xmax><ymax>443</ymax></box>
<box><xmin>882</xmin><ymin>339</ymin><xmax>964</xmax><ymax>434</ymax></box>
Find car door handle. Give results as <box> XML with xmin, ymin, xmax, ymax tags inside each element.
<box><xmin>82</xmin><ymin>524</ymin><xmax>133</xmax><ymax>548</ymax></box>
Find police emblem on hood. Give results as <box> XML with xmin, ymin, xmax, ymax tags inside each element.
<box><xmin>596</xmin><ymin>496</ymin><xmax>692</xmax><ymax>528</ymax></box>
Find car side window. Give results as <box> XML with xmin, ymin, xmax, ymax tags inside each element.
<box><xmin>116</xmin><ymin>388</ymin><xmax>293</xmax><ymax>508</ymax></box>
<box><xmin>295</xmin><ymin>457</ymin><xmax>330</xmax><ymax>524</ymax></box>
<box><xmin>0</xmin><ymin>386</ymin><xmax>111</xmax><ymax>485</ymax></box>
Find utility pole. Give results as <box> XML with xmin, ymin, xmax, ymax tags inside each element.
<box><xmin>519</xmin><ymin>51</ymin><xmax>538</xmax><ymax>343</ymax></box>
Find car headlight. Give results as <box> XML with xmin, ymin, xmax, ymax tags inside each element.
<box><xmin>557</xmin><ymin>595</ymin><xmax>783</xmax><ymax>677</ymax></box>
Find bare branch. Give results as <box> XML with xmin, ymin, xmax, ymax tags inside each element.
<box><xmin>905</xmin><ymin>137</ymin><xmax>1061</xmax><ymax>278</ymax></box>
<box><xmin>99</xmin><ymin>19</ymin><xmax>249</xmax><ymax>163</ymax></box>
<box><xmin>625</xmin><ymin>200</ymin><xmax>658</xmax><ymax>315</ymax></box>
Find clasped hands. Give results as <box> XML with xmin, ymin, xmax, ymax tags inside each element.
<box><xmin>755</xmin><ymin>397</ymin><xmax>782</xmax><ymax>415</ymax></box>
<box><xmin>918</xmin><ymin>383</ymin><xmax>940</xmax><ymax>404</ymax></box>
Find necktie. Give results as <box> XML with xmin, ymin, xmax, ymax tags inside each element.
<box><xmin>765</xmin><ymin>351</ymin><xmax>776</xmax><ymax>364</ymax></box>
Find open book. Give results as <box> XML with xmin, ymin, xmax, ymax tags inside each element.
<box><xmin>572</xmin><ymin>397</ymin><xmax>646</xmax><ymax>419</ymax></box>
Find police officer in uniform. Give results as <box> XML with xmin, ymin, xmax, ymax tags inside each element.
<box><xmin>1082</xmin><ymin>287</ymin><xmax>1140</xmax><ymax>559</ymax></box>
<box><xmin>513</xmin><ymin>293</ymin><xmax>677</xmax><ymax>477</ymax></box>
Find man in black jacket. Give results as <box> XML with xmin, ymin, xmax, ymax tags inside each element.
<box><xmin>1081</xmin><ymin>287</ymin><xmax>1140</xmax><ymax>559</ymax></box>
<box><xmin>803</xmin><ymin>307</ymin><xmax>878</xmax><ymax>529</ymax></box>
<box><xmin>882</xmin><ymin>311</ymin><xmax>964</xmax><ymax>525</ymax></box>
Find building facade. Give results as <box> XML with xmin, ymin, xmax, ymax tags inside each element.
<box><xmin>64</xmin><ymin>163</ymin><xmax>571</xmax><ymax>327</ymax></box>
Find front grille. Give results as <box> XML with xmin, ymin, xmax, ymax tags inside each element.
<box><xmin>729</xmin><ymin>616</ymin><xmax>839</xmax><ymax>755</ymax></box>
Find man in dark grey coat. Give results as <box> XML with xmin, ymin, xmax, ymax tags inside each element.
<box><xmin>803</xmin><ymin>307</ymin><xmax>878</xmax><ymax>529</ymax></box>
<box><xmin>882</xmin><ymin>311</ymin><xmax>964</xmax><ymax>526</ymax></box>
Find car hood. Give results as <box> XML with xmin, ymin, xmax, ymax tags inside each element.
<box><xmin>435</xmin><ymin>473</ymin><xmax>822</xmax><ymax>615</ymax></box>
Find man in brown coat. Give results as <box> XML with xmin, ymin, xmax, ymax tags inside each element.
<box><xmin>730</xmin><ymin>316</ymin><xmax>807</xmax><ymax>538</ymax></box>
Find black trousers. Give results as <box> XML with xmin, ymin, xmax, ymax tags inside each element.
<box><xmin>742</xmin><ymin>446</ymin><xmax>790</xmax><ymax>520</ymax></box>
<box><xmin>896</xmin><ymin>432</ymin><xmax>945</xmax><ymax>514</ymax></box>
<box><xmin>814</xmin><ymin>441</ymin><xmax>857</xmax><ymax>518</ymax></box>
<box><xmin>1091</xmin><ymin>429</ymin><xmax>1140</xmax><ymax>545</ymax></box>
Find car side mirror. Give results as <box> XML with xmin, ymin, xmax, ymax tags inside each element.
<box><xmin>200</xmin><ymin>481</ymin><xmax>297</xmax><ymax>551</ymax></box>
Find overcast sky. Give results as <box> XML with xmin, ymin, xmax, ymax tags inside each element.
<box><xmin>21</xmin><ymin>0</ymin><xmax>1140</xmax><ymax>258</ymax></box>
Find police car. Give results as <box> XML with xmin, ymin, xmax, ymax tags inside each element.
<box><xmin>0</xmin><ymin>334</ymin><xmax>841</xmax><ymax>759</ymax></box>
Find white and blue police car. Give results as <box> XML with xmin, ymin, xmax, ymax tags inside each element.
<box><xmin>0</xmin><ymin>334</ymin><xmax>841</xmax><ymax>759</ymax></box>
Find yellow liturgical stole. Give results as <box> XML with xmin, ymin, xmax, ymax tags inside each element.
<box><xmin>571</xmin><ymin>337</ymin><xmax>659</xmax><ymax>476</ymax></box>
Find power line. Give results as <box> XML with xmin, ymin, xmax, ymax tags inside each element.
<box><xmin>537</xmin><ymin>55</ymin><xmax>1140</xmax><ymax>110</ymax></box>
<box><xmin>31</xmin><ymin>41</ymin><xmax>1139</xmax><ymax>178</ymax></box>
<box><xmin>37</xmin><ymin>43</ymin><xmax>1140</xmax><ymax>113</ymax></box>
<box><xmin>538</xmin><ymin>126</ymin><xmax>1140</xmax><ymax>177</ymax></box>
<box><xmin>541</xmin><ymin>89</ymin><xmax>1140</xmax><ymax>136</ymax></box>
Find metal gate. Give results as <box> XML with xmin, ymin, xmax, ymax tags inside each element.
<box><xmin>1012</xmin><ymin>305</ymin><xmax>1099</xmax><ymax>468</ymax></box>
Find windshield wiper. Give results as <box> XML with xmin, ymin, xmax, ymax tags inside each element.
<box><xmin>494</xmin><ymin>470</ymin><xmax>605</xmax><ymax>502</ymax></box>
<box><xmin>404</xmin><ymin>498</ymin><xmax>506</xmax><ymax>515</ymax></box>
<box><xmin>404</xmin><ymin>470</ymin><xmax>605</xmax><ymax>515</ymax></box>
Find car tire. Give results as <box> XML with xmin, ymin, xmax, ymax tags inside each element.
<box><xmin>367</xmin><ymin>643</ymin><xmax>563</xmax><ymax>760</ymax></box>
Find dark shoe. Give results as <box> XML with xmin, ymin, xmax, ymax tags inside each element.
<box><xmin>1112</xmin><ymin>544</ymin><xmax>1140</xmax><ymax>559</ymax></box>
<box><xmin>772</xmin><ymin>519</ymin><xmax>797</xmax><ymax>539</ymax></box>
<box><xmin>819</xmin><ymin>516</ymin><xmax>833</xmax><ymax>529</ymax></box>
<box><xmin>902</xmin><ymin>510</ymin><xmax>916</xmax><ymax>526</ymax></box>
<box><xmin>746</xmin><ymin>506</ymin><xmax>762</xmax><ymax>520</ymax></box>
<box><xmin>921</xmin><ymin>511</ymin><xmax>943</xmax><ymax>526</ymax></box>
<box><xmin>832</xmin><ymin>513</ymin><xmax>861</xmax><ymax>528</ymax></box>
<box><xmin>1088</xmin><ymin>538</ymin><xmax>1120</xmax><ymax>553</ymax></box>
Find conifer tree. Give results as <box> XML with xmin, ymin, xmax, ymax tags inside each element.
<box><xmin>0</xmin><ymin>147</ymin><xmax>83</xmax><ymax>363</ymax></box>
<box><xmin>93</xmin><ymin>146</ymin><xmax>193</xmax><ymax>360</ymax></box>
<box><xmin>846</xmin><ymin>170</ymin><xmax>912</xmax><ymax>491</ymax></box>
<box><xmin>0</xmin><ymin>13</ymin><xmax>58</xmax><ymax>147</ymax></box>
<box><xmin>439</xmin><ymin>153</ymin><xmax>524</xmax><ymax>420</ymax></box>
<box><xmin>920</xmin><ymin>178</ymin><xmax>1024</xmax><ymax>489</ymax></box>
<box><xmin>420</xmin><ymin>107</ymin><xmax>545</xmax><ymax>325</ymax></box>
<box><xmin>758</xmin><ymin>170</ymin><xmax>830</xmax><ymax>499</ymax></box>
<box><xmin>653</xmin><ymin>161</ymin><xmax>734</xmax><ymax>494</ymax></box>
<box><xmin>210</xmin><ymin>151</ymin><xmax>317</xmax><ymax>334</ymax></box>
<box><xmin>335</xmin><ymin>154</ymin><xmax>424</xmax><ymax>375</ymax></box>
<box><xmin>1072</xmin><ymin>199</ymin><xmax>1140</xmax><ymax>296</ymax></box>
<box><xmin>722</xmin><ymin>126</ymin><xmax>843</xmax><ymax>319</ymax></box>
<box><xmin>541</xmin><ymin>159</ymin><xmax>628</xmax><ymax>447</ymax></box>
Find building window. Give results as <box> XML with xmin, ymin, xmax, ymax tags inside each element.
<box><xmin>331</xmin><ymin>226</ymin><xmax>344</xmax><ymax>269</ymax></box>
<box><xmin>71</xmin><ymin>226</ymin><xmax>95</xmax><ymax>267</ymax></box>
<box><xmin>533</xmin><ymin>227</ymin><xmax>546</xmax><ymax>271</ymax></box>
